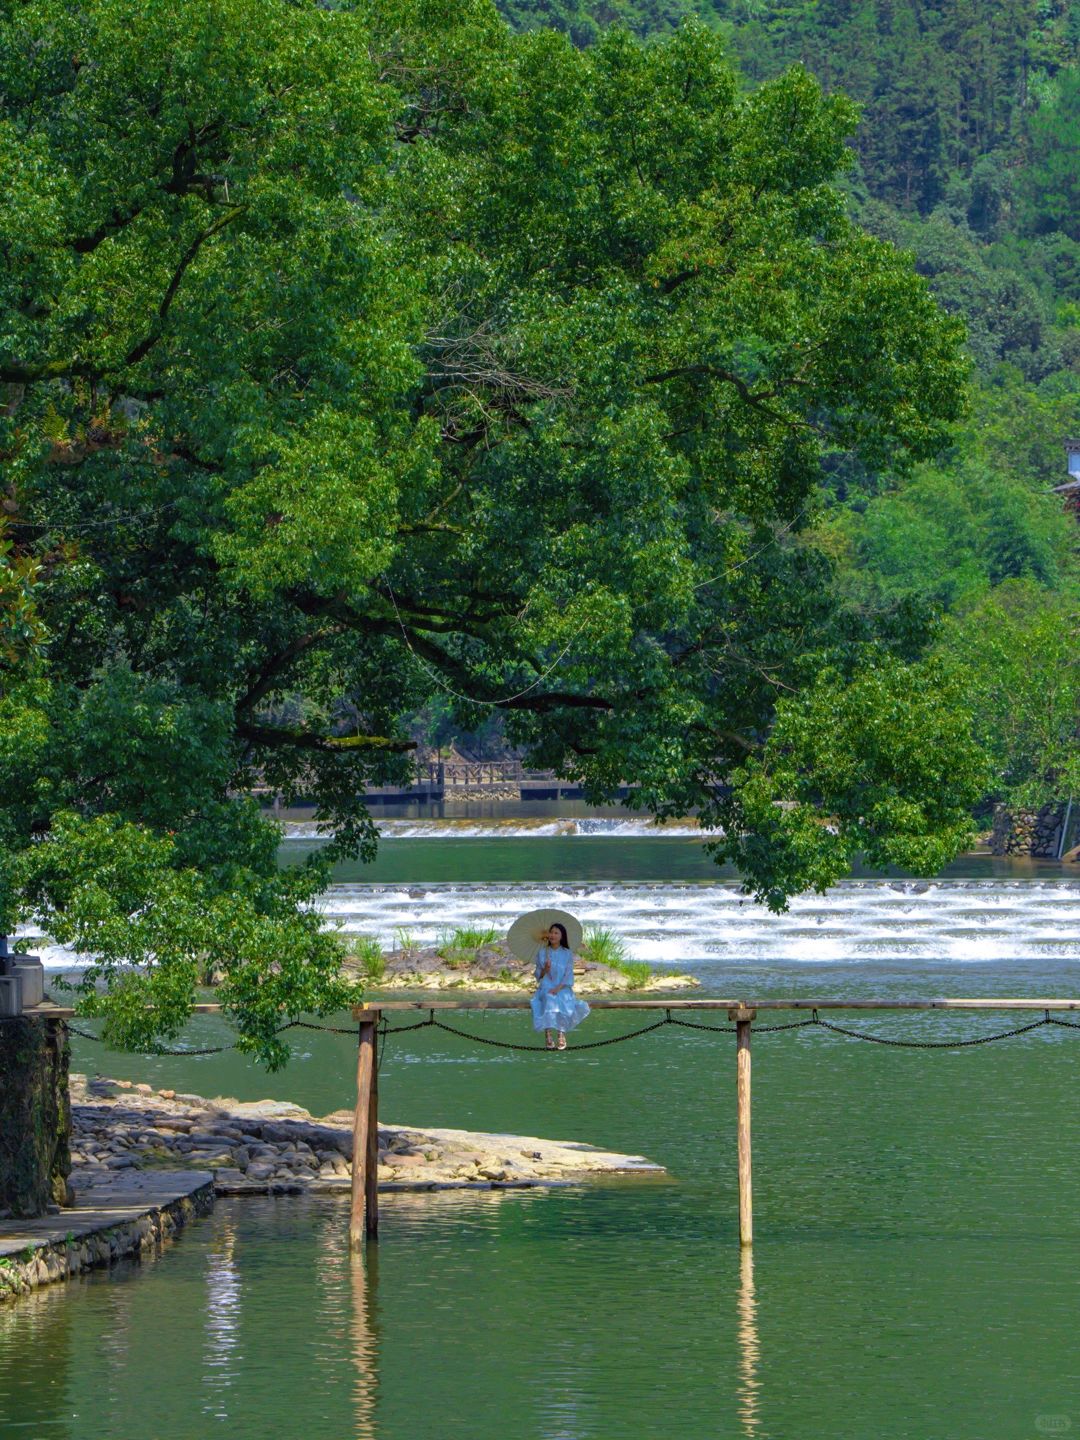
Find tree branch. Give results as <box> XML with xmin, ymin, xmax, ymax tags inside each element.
<box><xmin>237</xmin><ymin>720</ymin><xmax>416</xmax><ymax>753</ymax></box>
<box><xmin>123</xmin><ymin>208</ymin><xmax>244</xmax><ymax>368</ymax></box>
<box><xmin>641</xmin><ymin>363</ymin><xmax>791</xmax><ymax>422</ymax></box>
<box><xmin>235</xmin><ymin>627</ymin><xmax>348</xmax><ymax>714</ymax></box>
<box><xmin>5</xmin><ymin>209</ymin><xmax>244</xmax><ymax>386</ymax></box>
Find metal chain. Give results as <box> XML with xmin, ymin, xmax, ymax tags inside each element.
<box><xmin>381</xmin><ymin>1017</ymin><xmax>438</xmax><ymax>1035</ymax></box>
<box><xmin>64</xmin><ymin>1016</ymin><xmax>362</xmax><ymax>1055</ymax></box>
<box><xmin>426</xmin><ymin>1015</ymin><xmax>671</xmax><ymax>1052</ymax></box>
<box><xmin>287</xmin><ymin>1019</ymin><xmax>362</xmax><ymax>1036</ymax></box>
<box><xmin>668</xmin><ymin>1016</ymin><xmax>818</xmax><ymax>1034</ymax></box>
<box><xmin>810</xmin><ymin>1010</ymin><xmax>1055</xmax><ymax>1048</ymax></box>
<box><xmin>47</xmin><ymin>1008</ymin><xmax>1080</xmax><ymax>1057</ymax></box>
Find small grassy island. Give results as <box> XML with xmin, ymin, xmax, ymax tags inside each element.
<box><xmin>344</xmin><ymin>926</ymin><xmax>699</xmax><ymax>994</ymax></box>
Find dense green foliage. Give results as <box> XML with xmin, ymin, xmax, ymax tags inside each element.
<box><xmin>0</xmin><ymin>0</ymin><xmax>1030</xmax><ymax>1053</ymax></box>
<box><xmin>488</xmin><ymin>0</ymin><xmax>1080</xmax><ymax>826</ymax></box>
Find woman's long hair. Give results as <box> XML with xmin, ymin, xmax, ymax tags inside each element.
<box><xmin>550</xmin><ymin>923</ymin><xmax>569</xmax><ymax>949</ymax></box>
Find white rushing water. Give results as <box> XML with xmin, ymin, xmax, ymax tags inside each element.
<box><xmin>26</xmin><ymin>873</ymin><xmax>1080</xmax><ymax>974</ymax></box>
<box><xmin>282</xmin><ymin>816</ymin><xmax>706</xmax><ymax>839</ymax></box>
<box><xmin>310</xmin><ymin>878</ymin><xmax>1080</xmax><ymax>969</ymax></box>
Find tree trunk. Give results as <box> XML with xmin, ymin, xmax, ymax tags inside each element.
<box><xmin>0</xmin><ymin>1018</ymin><xmax>72</xmax><ymax>1218</ymax></box>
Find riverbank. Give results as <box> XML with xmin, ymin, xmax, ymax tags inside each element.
<box><xmin>0</xmin><ymin>1171</ymin><xmax>213</xmax><ymax>1304</ymax></box>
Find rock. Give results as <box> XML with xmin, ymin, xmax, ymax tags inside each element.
<box><xmin>134</xmin><ymin>1084</ymin><xmax>154</xmax><ymax>1095</ymax></box>
<box><xmin>158</xmin><ymin>1089</ymin><xmax>176</xmax><ymax>1100</ymax></box>
<box><xmin>61</xmin><ymin>1077</ymin><xmax>664</xmax><ymax>1212</ymax></box>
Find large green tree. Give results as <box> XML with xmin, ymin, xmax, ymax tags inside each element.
<box><xmin>1</xmin><ymin>0</ymin><xmax>982</xmax><ymax>1050</ymax></box>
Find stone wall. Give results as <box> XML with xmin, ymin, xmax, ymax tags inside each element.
<box><xmin>990</xmin><ymin>803</ymin><xmax>1067</xmax><ymax>858</ymax></box>
<box><xmin>0</xmin><ymin>1181</ymin><xmax>214</xmax><ymax>1304</ymax></box>
<box><xmin>0</xmin><ymin>1018</ymin><xmax>72</xmax><ymax>1218</ymax></box>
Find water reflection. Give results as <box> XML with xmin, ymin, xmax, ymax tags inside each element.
<box><xmin>349</xmin><ymin>1243</ymin><xmax>380</xmax><ymax>1439</ymax></box>
<box><xmin>202</xmin><ymin>1219</ymin><xmax>242</xmax><ymax>1420</ymax></box>
<box><xmin>736</xmin><ymin>1247</ymin><xmax>762</xmax><ymax>1439</ymax></box>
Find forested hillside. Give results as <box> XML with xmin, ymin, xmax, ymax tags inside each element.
<box><xmin>478</xmin><ymin>0</ymin><xmax>1080</xmax><ymax>822</ymax></box>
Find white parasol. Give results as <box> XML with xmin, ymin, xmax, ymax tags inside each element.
<box><xmin>507</xmin><ymin>907</ymin><xmax>583</xmax><ymax>963</ymax></box>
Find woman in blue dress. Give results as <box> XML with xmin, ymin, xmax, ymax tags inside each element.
<box><xmin>532</xmin><ymin>923</ymin><xmax>590</xmax><ymax>1050</ymax></box>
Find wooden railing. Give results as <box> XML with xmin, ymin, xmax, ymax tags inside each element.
<box><xmin>31</xmin><ymin>996</ymin><xmax>1080</xmax><ymax>1249</ymax></box>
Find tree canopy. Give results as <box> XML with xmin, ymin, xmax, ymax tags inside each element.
<box><xmin>1</xmin><ymin>0</ymin><xmax>981</xmax><ymax>1054</ymax></box>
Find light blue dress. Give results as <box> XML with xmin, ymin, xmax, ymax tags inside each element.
<box><xmin>531</xmin><ymin>945</ymin><xmax>590</xmax><ymax>1034</ymax></box>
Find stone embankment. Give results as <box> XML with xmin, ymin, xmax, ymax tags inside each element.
<box><xmin>0</xmin><ymin>1174</ymin><xmax>213</xmax><ymax>1304</ymax></box>
<box><xmin>354</xmin><ymin>939</ymin><xmax>699</xmax><ymax>993</ymax></box>
<box><xmin>69</xmin><ymin>1074</ymin><xmax>664</xmax><ymax>1196</ymax></box>
<box><xmin>990</xmin><ymin>802</ymin><xmax>1072</xmax><ymax>858</ymax></box>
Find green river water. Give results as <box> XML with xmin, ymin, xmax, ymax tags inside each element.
<box><xmin>2</xmin><ymin>827</ymin><xmax>1079</xmax><ymax>1439</ymax></box>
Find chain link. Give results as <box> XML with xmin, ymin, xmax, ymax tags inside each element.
<box><xmin>424</xmin><ymin>1015</ymin><xmax>671</xmax><ymax>1052</ymax></box>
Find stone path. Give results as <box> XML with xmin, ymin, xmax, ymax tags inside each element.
<box><xmin>0</xmin><ymin>1172</ymin><xmax>213</xmax><ymax>1303</ymax></box>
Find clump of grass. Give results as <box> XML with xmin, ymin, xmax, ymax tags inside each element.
<box><xmin>352</xmin><ymin>935</ymin><xmax>385</xmax><ymax>982</ymax></box>
<box><xmin>581</xmin><ymin>925</ymin><xmax>652</xmax><ymax>989</ymax></box>
<box><xmin>392</xmin><ymin>926</ymin><xmax>418</xmax><ymax>953</ymax></box>
<box><xmin>448</xmin><ymin>924</ymin><xmax>498</xmax><ymax>949</ymax></box>
<box><xmin>496</xmin><ymin>967</ymin><xmax>520</xmax><ymax>985</ymax></box>
<box><xmin>436</xmin><ymin>924</ymin><xmax>499</xmax><ymax>970</ymax></box>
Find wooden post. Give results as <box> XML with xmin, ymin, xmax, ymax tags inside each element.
<box><xmin>350</xmin><ymin>1009</ymin><xmax>380</xmax><ymax>1246</ymax></box>
<box><xmin>365</xmin><ymin>1013</ymin><xmax>379</xmax><ymax>1239</ymax></box>
<box><xmin>729</xmin><ymin>1006</ymin><xmax>756</xmax><ymax>1246</ymax></box>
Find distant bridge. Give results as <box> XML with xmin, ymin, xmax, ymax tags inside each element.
<box><xmin>255</xmin><ymin>761</ymin><xmax>631</xmax><ymax>807</ymax></box>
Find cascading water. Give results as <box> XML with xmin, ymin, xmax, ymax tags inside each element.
<box><xmin>313</xmin><ymin>878</ymin><xmax>1080</xmax><ymax>969</ymax></box>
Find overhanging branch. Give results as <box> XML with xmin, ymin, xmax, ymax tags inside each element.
<box><xmin>237</xmin><ymin>720</ymin><xmax>416</xmax><ymax>754</ymax></box>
